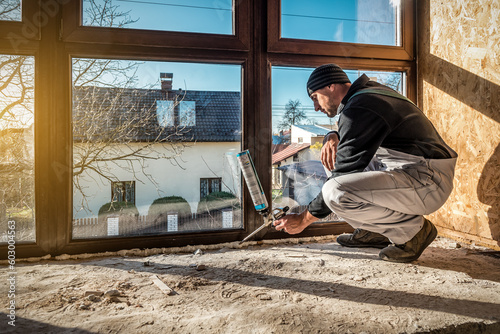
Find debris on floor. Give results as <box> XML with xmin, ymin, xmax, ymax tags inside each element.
<box><xmin>1</xmin><ymin>236</ymin><xmax>499</xmax><ymax>333</ymax></box>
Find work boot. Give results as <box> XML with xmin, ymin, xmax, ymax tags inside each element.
<box><xmin>379</xmin><ymin>219</ymin><xmax>437</xmax><ymax>263</ymax></box>
<box><xmin>337</xmin><ymin>228</ymin><xmax>391</xmax><ymax>249</ymax></box>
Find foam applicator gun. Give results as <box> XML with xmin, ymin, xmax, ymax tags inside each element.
<box><xmin>236</xmin><ymin>150</ymin><xmax>289</xmax><ymax>243</ymax></box>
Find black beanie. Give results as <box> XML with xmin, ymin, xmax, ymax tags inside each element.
<box><xmin>307</xmin><ymin>64</ymin><xmax>350</xmax><ymax>96</ymax></box>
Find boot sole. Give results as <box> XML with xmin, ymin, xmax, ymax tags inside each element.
<box><xmin>379</xmin><ymin>220</ymin><xmax>438</xmax><ymax>263</ymax></box>
<box><xmin>337</xmin><ymin>240</ymin><xmax>390</xmax><ymax>249</ymax></box>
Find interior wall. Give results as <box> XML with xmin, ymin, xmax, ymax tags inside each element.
<box><xmin>418</xmin><ymin>0</ymin><xmax>500</xmax><ymax>249</ymax></box>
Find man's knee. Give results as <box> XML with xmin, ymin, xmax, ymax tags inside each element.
<box><xmin>322</xmin><ymin>179</ymin><xmax>359</xmax><ymax>210</ymax></box>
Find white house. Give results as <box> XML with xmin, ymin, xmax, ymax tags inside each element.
<box><xmin>290</xmin><ymin>124</ymin><xmax>333</xmax><ymax>145</ymax></box>
<box><xmin>72</xmin><ymin>79</ymin><xmax>242</xmax><ymax>231</ymax></box>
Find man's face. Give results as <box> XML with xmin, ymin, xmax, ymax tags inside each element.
<box><xmin>310</xmin><ymin>85</ymin><xmax>337</xmax><ymax>118</ymax></box>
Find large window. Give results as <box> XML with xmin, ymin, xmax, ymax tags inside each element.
<box><xmin>72</xmin><ymin>59</ymin><xmax>242</xmax><ymax>238</ymax></box>
<box><xmin>0</xmin><ymin>55</ymin><xmax>35</xmax><ymax>243</ymax></box>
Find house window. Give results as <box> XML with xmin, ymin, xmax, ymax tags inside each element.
<box><xmin>200</xmin><ymin>178</ymin><xmax>222</xmax><ymax>199</ymax></box>
<box><xmin>298</xmin><ymin>137</ymin><xmax>303</xmax><ymax>143</ymax></box>
<box><xmin>111</xmin><ymin>181</ymin><xmax>135</xmax><ymax>204</ymax></box>
<box><xmin>179</xmin><ymin>101</ymin><xmax>196</xmax><ymax>127</ymax></box>
<box><xmin>157</xmin><ymin>100</ymin><xmax>175</xmax><ymax>127</ymax></box>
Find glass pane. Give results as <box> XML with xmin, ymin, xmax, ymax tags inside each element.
<box><xmin>271</xmin><ymin>66</ymin><xmax>405</xmax><ymax>221</ymax></box>
<box><xmin>281</xmin><ymin>0</ymin><xmax>401</xmax><ymax>46</ymax></box>
<box><xmin>72</xmin><ymin>59</ymin><xmax>242</xmax><ymax>239</ymax></box>
<box><xmin>179</xmin><ymin>101</ymin><xmax>196</xmax><ymax>127</ymax></box>
<box><xmin>0</xmin><ymin>55</ymin><xmax>35</xmax><ymax>243</ymax></box>
<box><xmin>82</xmin><ymin>0</ymin><xmax>233</xmax><ymax>35</ymax></box>
<box><xmin>0</xmin><ymin>0</ymin><xmax>21</xmax><ymax>21</ymax></box>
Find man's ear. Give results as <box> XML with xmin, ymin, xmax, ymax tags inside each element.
<box><xmin>325</xmin><ymin>84</ymin><xmax>336</xmax><ymax>95</ymax></box>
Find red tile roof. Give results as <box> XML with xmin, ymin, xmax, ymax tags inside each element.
<box><xmin>272</xmin><ymin>143</ymin><xmax>310</xmax><ymax>164</ymax></box>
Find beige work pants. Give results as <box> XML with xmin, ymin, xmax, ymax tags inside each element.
<box><xmin>322</xmin><ymin>147</ymin><xmax>457</xmax><ymax>244</ymax></box>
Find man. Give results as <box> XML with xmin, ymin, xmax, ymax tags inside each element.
<box><xmin>273</xmin><ymin>64</ymin><xmax>457</xmax><ymax>263</ymax></box>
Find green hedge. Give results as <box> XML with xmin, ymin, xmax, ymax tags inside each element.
<box><xmin>148</xmin><ymin>196</ymin><xmax>192</xmax><ymax>218</ymax></box>
<box><xmin>197</xmin><ymin>191</ymin><xmax>239</xmax><ymax>214</ymax></box>
<box><xmin>98</xmin><ymin>201</ymin><xmax>139</xmax><ymax>216</ymax></box>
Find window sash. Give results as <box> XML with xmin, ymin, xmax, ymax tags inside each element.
<box><xmin>60</xmin><ymin>0</ymin><xmax>250</xmax><ymax>51</ymax></box>
<box><xmin>267</xmin><ymin>0</ymin><xmax>414</xmax><ymax>60</ymax></box>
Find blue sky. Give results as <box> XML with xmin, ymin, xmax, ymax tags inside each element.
<box><xmin>83</xmin><ymin>0</ymin><xmax>233</xmax><ymax>34</ymax></box>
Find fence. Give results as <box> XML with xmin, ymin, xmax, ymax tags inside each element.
<box><xmin>72</xmin><ymin>205</ymin><xmax>339</xmax><ymax>239</ymax></box>
<box><xmin>72</xmin><ymin>209</ymin><xmax>243</xmax><ymax>239</ymax></box>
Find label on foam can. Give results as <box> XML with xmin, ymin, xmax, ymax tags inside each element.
<box><xmin>236</xmin><ymin>150</ymin><xmax>268</xmax><ymax>212</ymax></box>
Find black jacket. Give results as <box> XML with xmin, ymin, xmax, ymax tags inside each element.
<box><xmin>308</xmin><ymin>74</ymin><xmax>452</xmax><ymax>218</ymax></box>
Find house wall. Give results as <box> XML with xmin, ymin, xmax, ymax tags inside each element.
<box><xmin>73</xmin><ymin>142</ymin><xmax>241</xmax><ymax>218</ymax></box>
<box><xmin>418</xmin><ymin>0</ymin><xmax>500</xmax><ymax>249</ymax></box>
<box><xmin>311</xmin><ymin>137</ymin><xmax>324</xmax><ymax>146</ymax></box>
<box><xmin>291</xmin><ymin>126</ymin><xmax>313</xmax><ymax>144</ymax></box>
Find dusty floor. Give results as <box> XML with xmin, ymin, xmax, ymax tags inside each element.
<box><xmin>1</xmin><ymin>235</ymin><xmax>500</xmax><ymax>334</ymax></box>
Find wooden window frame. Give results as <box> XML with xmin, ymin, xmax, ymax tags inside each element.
<box><xmin>267</xmin><ymin>0</ymin><xmax>415</xmax><ymax>61</ymax></box>
<box><xmin>0</xmin><ymin>0</ymin><xmax>40</xmax><ymax>44</ymax></box>
<box><xmin>61</xmin><ymin>0</ymin><xmax>250</xmax><ymax>51</ymax></box>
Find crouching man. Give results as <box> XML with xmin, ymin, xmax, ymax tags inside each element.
<box><xmin>273</xmin><ymin>64</ymin><xmax>457</xmax><ymax>263</ymax></box>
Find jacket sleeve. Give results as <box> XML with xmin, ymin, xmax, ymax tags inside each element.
<box><xmin>307</xmin><ymin>106</ymin><xmax>390</xmax><ymax>218</ymax></box>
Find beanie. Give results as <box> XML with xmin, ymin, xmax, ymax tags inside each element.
<box><xmin>307</xmin><ymin>64</ymin><xmax>350</xmax><ymax>96</ymax></box>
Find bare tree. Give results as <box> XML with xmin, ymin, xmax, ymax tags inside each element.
<box><xmin>0</xmin><ymin>55</ymin><xmax>35</xmax><ymax>241</ymax></box>
<box><xmin>83</xmin><ymin>0</ymin><xmax>138</xmax><ymax>28</ymax></box>
<box><xmin>278</xmin><ymin>99</ymin><xmax>306</xmax><ymax>132</ymax></box>
<box><xmin>71</xmin><ymin>81</ymin><xmax>193</xmax><ymax>214</ymax></box>
<box><xmin>71</xmin><ymin>1</ymin><xmax>207</xmax><ymax>215</ymax></box>
<box><xmin>0</xmin><ymin>1</ymin><xmax>192</xmax><ymax>226</ymax></box>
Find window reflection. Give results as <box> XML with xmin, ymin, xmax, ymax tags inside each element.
<box><xmin>72</xmin><ymin>59</ymin><xmax>242</xmax><ymax>238</ymax></box>
<box><xmin>0</xmin><ymin>54</ymin><xmax>35</xmax><ymax>243</ymax></box>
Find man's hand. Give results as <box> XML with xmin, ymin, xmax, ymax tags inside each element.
<box><xmin>273</xmin><ymin>210</ymin><xmax>318</xmax><ymax>234</ymax></box>
<box><xmin>321</xmin><ymin>132</ymin><xmax>339</xmax><ymax>171</ymax></box>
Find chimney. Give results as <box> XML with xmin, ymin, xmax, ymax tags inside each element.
<box><xmin>160</xmin><ymin>72</ymin><xmax>173</xmax><ymax>91</ymax></box>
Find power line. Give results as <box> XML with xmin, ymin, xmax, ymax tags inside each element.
<box><xmin>115</xmin><ymin>1</ymin><xmax>395</xmax><ymax>26</ymax></box>
<box><xmin>282</xmin><ymin>13</ymin><xmax>395</xmax><ymax>25</ymax></box>
<box><xmin>116</xmin><ymin>0</ymin><xmax>232</xmax><ymax>11</ymax></box>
